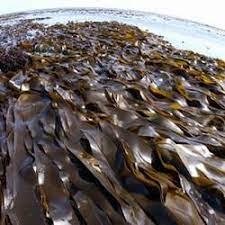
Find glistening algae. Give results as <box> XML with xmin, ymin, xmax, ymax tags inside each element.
<box><xmin>0</xmin><ymin>21</ymin><xmax>225</xmax><ymax>225</ymax></box>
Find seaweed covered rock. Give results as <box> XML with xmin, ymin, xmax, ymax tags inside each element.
<box><xmin>0</xmin><ymin>21</ymin><xmax>225</xmax><ymax>225</ymax></box>
<box><xmin>0</xmin><ymin>48</ymin><xmax>30</xmax><ymax>73</ymax></box>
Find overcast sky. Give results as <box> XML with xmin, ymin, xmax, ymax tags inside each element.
<box><xmin>0</xmin><ymin>0</ymin><xmax>225</xmax><ymax>30</ymax></box>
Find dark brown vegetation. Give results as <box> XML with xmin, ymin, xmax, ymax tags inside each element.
<box><xmin>0</xmin><ymin>20</ymin><xmax>225</xmax><ymax>225</ymax></box>
<box><xmin>0</xmin><ymin>48</ymin><xmax>30</xmax><ymax>72</ymax></box>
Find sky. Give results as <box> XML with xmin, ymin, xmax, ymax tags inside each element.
<box><xmin>0</xmin><ymin>0</ymin><xmax>225</xmax><ymax>30</ymax></box>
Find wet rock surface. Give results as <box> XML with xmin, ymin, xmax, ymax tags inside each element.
<box><xmin>0</xmin><ymin>21</ymin><xmax>225</xmax><ymax>225</ymax></box>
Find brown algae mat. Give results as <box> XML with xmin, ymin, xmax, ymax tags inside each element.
<box><xmin>0</xmin><ymin>21</ymin><xmax>225</xmax><ymax>225</ymax></box>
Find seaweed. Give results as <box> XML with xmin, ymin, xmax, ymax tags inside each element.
<box><xmin>0</xmin><ymin>20</ymin><xmax>225</xmax><ymax>225</ymax></box>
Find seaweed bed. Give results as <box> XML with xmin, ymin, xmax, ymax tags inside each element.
<box><xmin>0</xmin><ymin>20</ymin><xmax>225</xmax><ymax>225</ymax></box>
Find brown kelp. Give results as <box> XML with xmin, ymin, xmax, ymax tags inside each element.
<box><xmin>0</xmin><ymin>21</ymin><xmax>225</xmax><ymax>225</ymax></box>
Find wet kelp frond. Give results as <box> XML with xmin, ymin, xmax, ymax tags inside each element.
<box><xmin>0</xmin><ymin>21</ymin><xmax>225</xmax><ymax>225</ymax></box>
